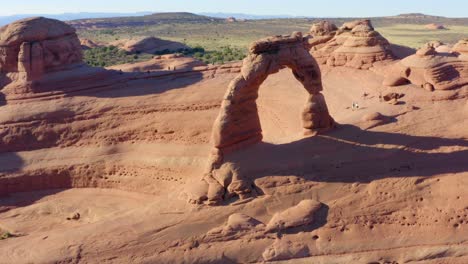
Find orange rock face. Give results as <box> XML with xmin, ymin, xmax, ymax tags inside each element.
<box><xmin>309</xmin><ymin>19</ymin><xmax>394</xmax><ymax>69</ymax></box>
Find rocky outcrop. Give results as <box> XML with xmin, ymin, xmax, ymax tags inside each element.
<box><xmin>189</xmin><ymin>32</ymin><xmax>335</xmax><ymax>205</ymax></box>
<box><xmin>111</xmin><ymin>36</ymin><xmax>189</xmax><ymax>54</ymax></box>
<box><xmin>309</xmin><ymin>19</ymin><xmax>394</xmax><ymax>69</ymax></box>
<box><xmin>425</xmin><ymin>23</ymin><xmax>446</xmax><ymax>30</ymax></box>
<box><xmin>383</xmin><ymin>43</ymin><xmax>468</xmax><ymax>91</ymax></box>
<box><xmin>0</xmin><ymin>17</ymin><xmax>124</xmax><ymax>100</ymax></box>
<box><xmin>107</xmin><ymin>54</ymin><xmax>206</xmax><ymax>72</ymax></box>
<box><xmin>306</xmin><ymin>21</ymin><xmax>338</xmax><ymax>51</ymax></box>
<box><xmin>0</xmin><ymin>17</ymin><xmax>83</xmax><ymax>81</ymax></box>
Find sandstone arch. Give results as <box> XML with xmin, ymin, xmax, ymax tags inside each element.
<box><xmin>196</xmin><ymin>32</ymin><xmax>335</xmax><ymax>205</ymax></box>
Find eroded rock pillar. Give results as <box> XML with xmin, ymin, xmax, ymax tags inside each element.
<box><xmin>302</xmin><ymin>93</ymin><xmax>335</xmax><ymax>134</ymax></box>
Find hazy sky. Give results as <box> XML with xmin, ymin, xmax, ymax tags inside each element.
<box><xmin>0</xmin><ymin>0</ymin><xmax>466</xmax><ymax>17</ymax></box>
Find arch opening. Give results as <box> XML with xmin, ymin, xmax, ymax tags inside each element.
<box><xmin>257</xmin><ymin>68</ymin><xmax>310</xmax><ymax>144</ymax></box>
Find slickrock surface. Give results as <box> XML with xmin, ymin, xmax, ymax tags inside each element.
<box><xmin>0</xmin><ymin>18</ymin><xmax>467</xmax><ymax>264</ymax></box>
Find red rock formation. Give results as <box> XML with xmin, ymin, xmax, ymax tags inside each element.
<box><xmin>0</xmin><ymin>17</ymin><xmax>124</xmax><ymax>100</ymax></box>
<box><xmin>190</xmin><ymin>32</ymin><xmax>335</xmax><ymax>205</ymax></box>
<box><xmin>383</xmin><ymin>42</ymin><xmax>468</xmax><ymax>90</ymax></box>
<box><xmin>309</xmin><ymin>19</ymin><xmax>394</xmax><ymax>69</ymax></box>
<box><xmin>0</xmin><ymin>17</ymin><xmax>82</xmax><ymax>81</ymax></box>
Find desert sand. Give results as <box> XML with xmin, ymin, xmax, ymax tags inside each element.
<box><xmin>0</xmin><ymin>17</ymin><xmax>467</xmax><ymax>264</ymax></box>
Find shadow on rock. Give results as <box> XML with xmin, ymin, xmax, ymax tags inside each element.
<box><xmin>222</xmin><ymin>124</ymin><xmax>468</xmax><ymax>185</ymax></box>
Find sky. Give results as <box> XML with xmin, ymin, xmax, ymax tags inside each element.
<box><xmin>0</xmin><ymin>0</ymin><xmax>467</xmax><ymax>17</ymax></box>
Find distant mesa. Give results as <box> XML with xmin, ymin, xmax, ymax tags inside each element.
<box><xmin>110</xmin><ymin>36</ymin><xmax>189</xmax><ymax>54</ymax></box>
<box><xmin>308</xmin><ymin>19</ymin><xmax>395</xmax><ymax>69</ymax></box>
<box><xmin>425</xmin><ymin>23</ymin><xmax>447</xmax><ymax>30</ymax></box>
<box><xmin>107</xmin><ymin>53</ymin><xmax>206</xmax><ymax>73</ymax></box>
<box><xmin>383</xmin><ymin>42</ymin><xmax>468</xmax><ymax>91</ymax></box>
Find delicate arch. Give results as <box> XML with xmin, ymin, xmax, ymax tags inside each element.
<box><xmin>194</xmin><ymin>32</ymin><xmax>335</xmax><ymax>205</ymax></box>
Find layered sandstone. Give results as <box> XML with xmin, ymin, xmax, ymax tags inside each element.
<box><xmin>383</xmin><ymin>42</ymin><xmax>468</xmax><ymax>90</ymax></box>
<box><xmin>309</xmin><ymin>19</ymin><xmax>394</xmax><ymax>69</ymax></box>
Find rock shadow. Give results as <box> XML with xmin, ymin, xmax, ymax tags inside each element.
<box><xmin>0</xmin><ymin>92</ymin><xmax>6</xmax><ymax>106</ymax></box>
<box><xmin>223</xmin><ymin>124</ymin><xmax>468</xmax><ymax>185</ymax></box>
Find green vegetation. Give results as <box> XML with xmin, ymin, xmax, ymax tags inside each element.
<box><xmin>188</xmin><ymin>46</ymin><xmax>246</xmax><ymax>64</ymax></box>
<box><xmin>83</xmin><ymin>46</ymin><xmax>153</xmax><ymax>67</ymax></box>
<box><xmin>1</xmin><ymin>231</ymin><xmax>13</xmax><ymax>240</ymax></box>
<box><xmin>84</xmin><ymin>45</ymin><xmax>247</xmax><ymax>67</ymax></box>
